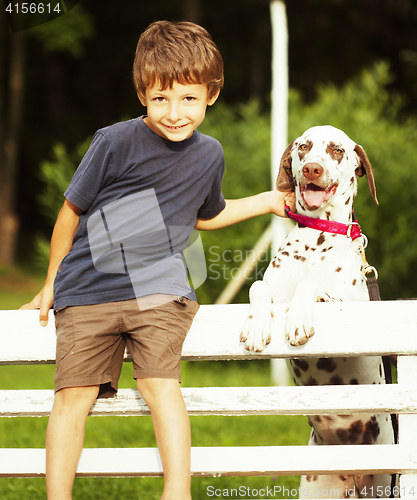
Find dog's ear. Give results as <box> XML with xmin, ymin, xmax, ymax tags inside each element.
<box><xmin>276</xmin><ymin>141</ymin><xmax>295</xmax><ymax>191</ymax></box>
<box><xmin>354</xmin><ymin>145</ymin><xmax>378</xmax><ymax>205</ymax></box>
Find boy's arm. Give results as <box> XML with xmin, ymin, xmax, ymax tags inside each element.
<box><xmin>20</xmin><ymin>199</ymin><xmax>82</xmax><ymax>326</ymax></box>
<box><xmin>195</xmin><ymin>190</ymin><xmax>295</xmax><ymax>231</ymax></box>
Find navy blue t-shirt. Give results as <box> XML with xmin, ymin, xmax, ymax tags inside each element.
<box><xmin>53</xmin><ymin>117</ymin><xmax>226</xmax><ymax>310</ymax></box>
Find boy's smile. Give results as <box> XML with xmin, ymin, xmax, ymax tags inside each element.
<box><xmin>140</xmin><ymin>81</ymin><xmax>219</xmax><ymax>142</ymax></box>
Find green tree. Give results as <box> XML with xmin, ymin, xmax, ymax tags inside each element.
<box><xmin>0</xmin><ymin>3</ymin><xmax>93</xmax><ymax>268</ymax></box>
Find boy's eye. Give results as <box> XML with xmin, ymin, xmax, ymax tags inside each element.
<box><xmin>153</xmin><ymin>97</ymin><xmax>166</xmax><ymax>102</ymax></box>
<box><xmin>184</xmin><ymin>96</ymin><xmax>196</xmax><ymax>102</ymax></box>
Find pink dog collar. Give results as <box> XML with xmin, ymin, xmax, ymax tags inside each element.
<box><xmin>284</xmin><ymin>206</ymin><xmax>362</xmax><ymax>241</ymax></box>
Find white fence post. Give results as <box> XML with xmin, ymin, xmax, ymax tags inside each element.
<box><xmin>398</xmin><ymin>355</ymin><xmax>417</xmax><ymax>497</ymax></box>
<box><xmin>270</xmin><ymin>0</ymin><xmax>293</xmax><ymax>386</ymax></box>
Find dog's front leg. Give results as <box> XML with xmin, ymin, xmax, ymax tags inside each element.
<box><xmin>240</xmin><ymin>280</ymin><xmax>273</xmax><ymax>352</ymax></box>
<box><xmin>285</xmin><ymin>278</ymin><xmax>325</xmax><ymax>346</ymax></box>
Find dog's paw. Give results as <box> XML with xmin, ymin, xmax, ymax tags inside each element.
<box><xmin>240</xmin><ymin>314</ymin><xmax>271</xmax><ymax>352</ymax></box>
<box><xmin>285</xmin><ymin>306</ymin><xmax>315</xmax><ymax>346</ymax></box>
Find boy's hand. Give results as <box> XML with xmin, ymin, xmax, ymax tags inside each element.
<box><xmin>270</xmin><ymin>190</ymin><xmax>296</xmax><ymax>217</ymax></box>
<box><xmin>19</xmin><ymin>284</ymin><xmax>54</xmax><ymax>327</ymax></box>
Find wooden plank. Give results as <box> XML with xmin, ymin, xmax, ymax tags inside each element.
<box><xmin>1</xmin><ymin>301</ymin><xmax>417</xmax><ymax>364</ymax></box>
<box><xmin>1</xmin><ymin>383</ymin><xmax>416</xmax><ymax>418</ymax></box>
<box><xmin>1</xmin><ymin>444</ymin><xmax>416</xmax><ymax>478</ymax></box>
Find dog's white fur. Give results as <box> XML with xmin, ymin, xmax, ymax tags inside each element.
<box><xmin>241</xmin><ymin>126</ymin><xmax>395</xmax><ymax>498</ymax></box>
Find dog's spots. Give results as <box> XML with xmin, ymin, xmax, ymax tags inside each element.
<box><xmin>335</xmin><ymin>429</ymin><xmax>349</xmax><ymax>443</ymax></box>
<box><xmin>326</xmin><ymin>142</ymin><xmax>345</xmax><ymax>163</ymax></box>
<box><xmin>281</xmin><ymin>251</ymin><xmax>290</xmax><ymax>257</ymax></box>
<box><xmin>329</xmin><ymin>375</ymin><xmax>344</xmax><ymax>385</ymax></box>
<box><xmin>339</xmin><ymin>475</ymin><xmax>348</xmax><ymax>482</ymax></box>
<box><xmin>336</xmin><ymin>420</ymin><xmax>364</xmax><ymax>444</ymax></box>
<box><xmin>271</xmin><ymin>312</ymin><xmax>275</xmax><ymax>318</ymax></box>
<box><xmin>326</xmin><ymin>211</ymin><xmax>331</xmax><ymax>220</ymax></box>
<box><xmin>248</xmin><ymin>315</ymin><xmax>253</xmax><ymax>319</ymax></box>
<box><xmin>286</xmin><ymin>242</ymin><xmax>292</xmax><ymax>246</ymax></box>
<box><xmin>298</xmin><ymin>140</ymin><xmax>313</xmax><ymax>161</ymax></box>
<box><xmin>271</xmin><ymin>257</ymin><xmax>281</xmax><ymax>268</ymax></box>
<box><xmin>317</xmin><ymin>358</ymin><xmax>337</xmax><ymax>372</ymax></box>
<box><xmin>294</xmin><ymin>254</ymin><xmax>307</xmax><ymax>262</ymax></box>
<box><xmin>291</xmin><ymin>358</ymin><xmax>309</xmax><ymax>372</ymax></box>
<box><xmin>350</xmin><ymin>378</ymin><xmax>359</xmax><ymax>385</ymax></box>
<box><xmin>350</xmin><ymin>176</ymin><xmax>355</xmax><ymax>184</ymax></box>
<box><xmin>336</xmin><ymin>267</ymin><xmax>342</xmax><ymax>272</ymax></box>
<box><xmin>317</xmin><ymin>233</ymin><xmax>326</xmax><ymax>246</ymax></box>
<box><xmin>362</xmin><ymin>416</ymin><xmax>380</xmax><ymax>444</ymax></box>
<box><xmin>305</xmin><ymin>245</ymin><xmax>310</xmax><ymax>251</ymax></box>
<box><xmin>295</xmin><ymin>239</ymin><xmax>300</xmax><ymax>243</ymax></box>
<box><xmin>321</xmin><ymin>255</ymin><xmax>326</xmax><ymax>261</ymax></box>
<box><xmin>352</xmin><ymin>279</ymin><xmax>357</xmax><ymax>286</ymax></box>
<box><xmin>345</xmin><ymin>196</ymin><xmax>351</xmax><ymax>206</ymax></box>
<box><xmin>349</xmin><ymin>420</ymin><xmax>365</xmax><ymax>441</ymax></box>
<box><xmin>306</xmin><ymin>475</ymin><xmax>318</xmax><ymax>483</ymax></box>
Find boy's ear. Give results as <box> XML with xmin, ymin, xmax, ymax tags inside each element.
<box><xmin>207</xmin><ymin>89</ymin><xmax>220</xmax><ymax>106</ymax></box>
<box><xmin>137</xmin><ymin>91</ymin><xmax>147</xmax><ymax>107</ymax></box>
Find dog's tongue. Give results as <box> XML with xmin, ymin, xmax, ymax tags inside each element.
<box><xmin>302</xmin><ymin>184</ymin><xmax>336</xmax><ymax>208</ymax></box>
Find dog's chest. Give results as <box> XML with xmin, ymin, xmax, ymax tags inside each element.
<box><xmin>269</xmin><ymin>225</ymin><xmax>368</xmax><ymax>302</ymax></box>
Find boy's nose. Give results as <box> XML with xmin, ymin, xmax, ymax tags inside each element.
<box><xmin>167</xmin><ymin>103</ymin><xmax>181</xmax><ymax>122</ymax></box>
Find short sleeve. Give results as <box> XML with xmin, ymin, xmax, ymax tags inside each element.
<box><xmin>197</xmin><ymin>152</ymin><xmax>226</xmax><ymax>219</ymax></box>
<box><xmin>64</xmin><ymin>132</ymin><xmax>114</xmax><ymax>212</ymax></box>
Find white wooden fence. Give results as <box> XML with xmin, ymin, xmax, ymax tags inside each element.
<box><xmin>0</xmin><ymin>301</ymin><xmax>416</xmax><ymax>498</ymax></box>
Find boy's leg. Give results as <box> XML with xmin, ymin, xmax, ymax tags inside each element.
<box><xmin>46</xmin><ymin>385</ymin><xmax>100</xmax><ymax>500</ymax></box>
<box><xmin>136</xmin><ymin>377</ymin><xmax>191</xmax><ymax>500</ymax></box>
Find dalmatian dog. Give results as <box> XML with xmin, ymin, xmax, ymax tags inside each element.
<box><xmin>240</xmin><ymin>126</ymin><xmax>396</xmax><ymax>498</ymax></box>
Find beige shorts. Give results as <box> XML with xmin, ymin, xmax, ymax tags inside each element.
<box><xmin>54</xmin><ymin>296</ymin><xmax>199</xmax><ymax>398</ymax></box>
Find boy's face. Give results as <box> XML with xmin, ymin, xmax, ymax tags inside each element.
<box><xmin>140</xmin><ymin>81</ymin><xmax>219</xmax><ymax>142</ymax></box>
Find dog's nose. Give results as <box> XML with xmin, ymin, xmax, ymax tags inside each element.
<box><xmin>303</xmin><ymin>163</ymin><xmax>323</xmax><ymax>181</ymax></box>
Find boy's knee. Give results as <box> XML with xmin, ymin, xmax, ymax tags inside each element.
<box><xmin>136</xmin><ymin>378</ymin><xmax>180</xmax><ymax>403</ymax></box>
<box><xmin>54</xmin><ymin>386</ymin><xmax>100</xmax><ymax>411</ymax></box>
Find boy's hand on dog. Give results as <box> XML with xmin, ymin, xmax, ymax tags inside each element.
<box><xmin>270</xmin><ymin>190</ymin><xmax>296</xmax><ymax>217</ymax></box>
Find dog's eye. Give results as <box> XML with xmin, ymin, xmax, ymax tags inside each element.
<box><xmin>334</xmin><ymin>148</ymin><xmax>344</xmax><ymax>154</ymax></box>
<box><xmin>299</xmin><ymin>144</ymin><xmax>308</xmax><ymax>150</ymax></box>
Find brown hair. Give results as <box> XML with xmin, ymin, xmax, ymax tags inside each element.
<box><xmin>133</xmin><ymin>21</ymin><xmax>224</xmax><ymax>102</ymax></box>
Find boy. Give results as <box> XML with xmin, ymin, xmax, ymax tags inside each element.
<box><xmin>21</xmin><ymin>21</ymin><xmax>295</xmax><ymax>500</ymax></box>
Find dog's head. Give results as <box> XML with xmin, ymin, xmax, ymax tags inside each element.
<box><xmin>277</xmin><ymin>125</ymin><xmax>378</xmax><ymax>216</ymax></box>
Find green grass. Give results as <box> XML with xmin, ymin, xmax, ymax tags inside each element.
<box><xmin>0</xmin><ymin>271</ymin><xmax>308</xmax><ymax>499</ymax></box>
